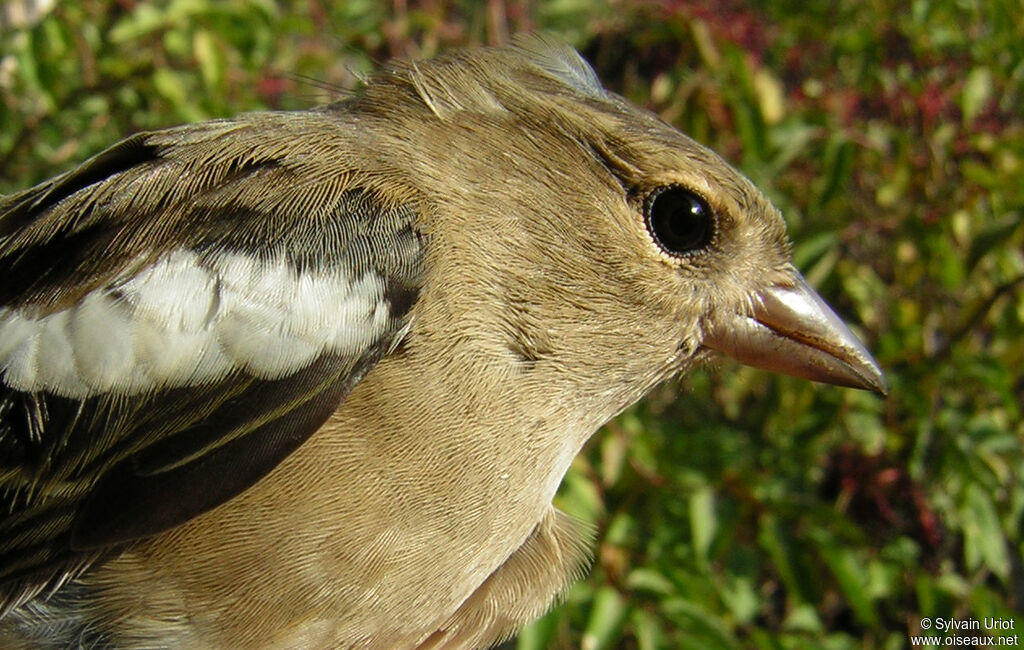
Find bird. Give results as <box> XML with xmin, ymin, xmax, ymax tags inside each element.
<box><xmin>0</xmin><ymin>34</ymin><xmax>885</xmax><ymax>649</ymax></box>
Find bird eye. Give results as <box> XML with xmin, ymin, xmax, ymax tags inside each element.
<box><xmin>644</xmin><ymin>185</ymin><xmax>715</xmax><ymax>256</ymax></box>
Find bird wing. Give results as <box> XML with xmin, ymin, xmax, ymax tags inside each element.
<box><xmin>0</xmin><ymin>113</ymin><xmax>424</xmax><ymax>610</ymax></box>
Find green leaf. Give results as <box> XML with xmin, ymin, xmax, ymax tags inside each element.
<box><xmin>626</xmin><ymin>568</ymin><xmax>675</xmax><ymax>597</ymax></box>
<box><xmin>581</xmin><ymin>587</ymin><xmax>628</xmax><ymax>650</ymax></box>
<box><xmin>968</xmin><ymin>213</ymin><xmax>1024</xmax><ymax>271</ymax></box>
<box><xmin>818</xmin><ymin>544</ymin><xmax>879</xmax><ymax>627</ymax></box>
<box><xmin>814</xmin><ymin>136</ymin><xmax>854</xmax><ymax>209</ymax></box>
<box><xmin>758</xmin><ymin>514</ymin><xmax>813</xmax><ymax>603</ymax></box>
<box><xmin>193</xmin><ymin>28</ymin><xmax>224</xmax><ymax>91</ymax></box>
<box><xmin>631</xmin><ymin>607</ymin><xmax>668</xmax><ymax>650</ymax></box>
<box><xmin>962</xmin><ymin>483</ymin><xmax>1011</xmax><ymax>580</ymax></box>
<box><xmin>782</xmin><ymin>603</ymin><xmax>823</xmax><ymax>633</ymax></box>
<box><xmin>516</xmin><ymin>607</ymin><xmax>561</xmax><ymax>650</ymax></box>
<box><xmin>689</xmin><ymin>486</ymin><xmax>717</xmax><ymax>563</ymax></box>
<box><xmin>555</xmin><ymin>461</ymin><xmax>605</xmax><ymax>524</ymax></box>
<box><xmin>109</xmin><ymin>4</ymin><xmax>169</xmax><ymax>42</ymax></box>
<box><xmin>793</xmin><ymin>230</ymin><xmax>839</xmax><ymax>273</ymax></box>
<box><xmin>719</xmin><ymin>574</ymin><xmax>759</xmax><ymax>624</ymax></box>
<box><xmin>661</xmin><ymin>598</ymin><xmax>742</xmax><ymax>650</ymax></box>
<box><xmin>961</xmin><ymin>66</ymin><xmax>993</xmax><ymax>123</ymax></box>
<box><xmin>767</xmin><ymin>120</ymin><xmax>818</xmax><ymax>176</ymax></box>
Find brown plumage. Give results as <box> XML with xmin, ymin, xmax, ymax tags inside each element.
<box><xmin>0</xmin><ymin>35</ymin><xmax>884</xmax><ymax>649</ymax></box>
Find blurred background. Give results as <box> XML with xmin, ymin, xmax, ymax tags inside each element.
<box><xmin>1</xmin><ymin>1</ymin><xmax>1020</xmax><ymax>648</ymax></box>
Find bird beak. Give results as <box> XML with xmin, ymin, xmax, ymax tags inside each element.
<box><xmin>703</xmin><ymin>273</ymin><xmax>887</xmax><ymax>395</ymax></box>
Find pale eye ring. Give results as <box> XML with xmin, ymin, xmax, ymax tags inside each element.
<box><xmin>643</xmin><ymin>185</ymin><xmax>715</xmax><ymax>257</ymax></box>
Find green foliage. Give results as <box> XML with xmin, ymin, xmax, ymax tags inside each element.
<box><xmin>1</xmin><ymin>1</ymin><xmax>1020</xmax><ymax>648</ymax></box>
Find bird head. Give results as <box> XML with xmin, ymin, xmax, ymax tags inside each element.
<box><xmin>351</xmin><ymin>34</ymin><xmax>885</xmax><ymax>409</ymax></box>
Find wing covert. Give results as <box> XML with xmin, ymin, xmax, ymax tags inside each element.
<box><xmin>0</xmin><ymin>114</ymin><xmax>425</xmax><ymax>613</ymax></box>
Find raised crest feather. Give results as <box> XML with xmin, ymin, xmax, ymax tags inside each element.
<box><xmin>403</xmin><ymin>33</ymin><xmax>605</xmax><ymax>119</ymax></box>
<box><xmin>510</xmin><ymin>33</ymin><xmax>607</xmax><ymax>100</ymax></box>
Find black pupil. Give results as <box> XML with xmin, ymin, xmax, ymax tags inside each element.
<box><xmin>645</xmin><ymin>187</ymin><xmax>714</xmax><ymax>255</ymax></box>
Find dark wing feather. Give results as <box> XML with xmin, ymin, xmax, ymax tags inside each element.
<box><xmin>0</xmin><ymin>112</ymin><xmax>424</xmax><ymax>612</ymax></box>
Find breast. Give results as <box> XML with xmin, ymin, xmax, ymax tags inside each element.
<box><xmin>75</xmin><ymin>329</ymin><xmax>599</xmax><ymax>649</ymax></box>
